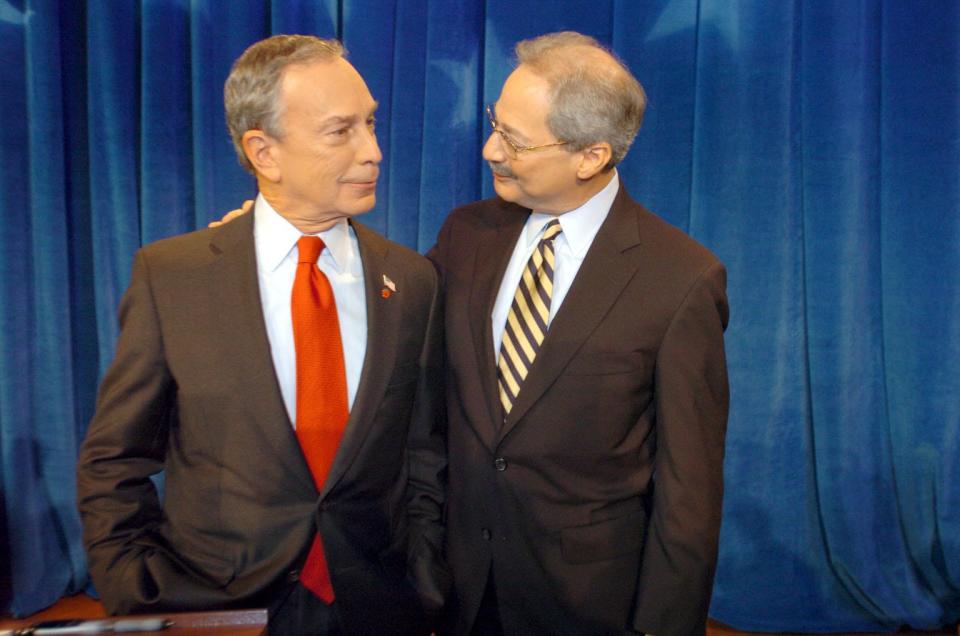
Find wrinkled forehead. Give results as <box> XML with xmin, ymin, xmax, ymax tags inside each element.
<box><xmin>278</xmin><ymin>57</ymin><xmax>356</xmax><ymax>95</ymax></box>
<box><xmin>279</xmin><ymin>57</ymin><xmax>375</xmax><ymax>116</ymax></box>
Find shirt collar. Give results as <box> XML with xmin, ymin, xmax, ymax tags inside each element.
<box><xmin>524</xmin><ymin>170</ymin><xmax>620</xmax><ymax>258</ymax></box>
<box><xmin>254</xmin><ymin>193</ymin><xmax>354</xmax><ymax>273</ymax></box>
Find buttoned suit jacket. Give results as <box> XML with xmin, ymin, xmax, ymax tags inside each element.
<box><xmin>429</xmin><ymin>186</ymin><xmax>729</xmax><ymax>636</ymax></box>
<box><xmin>77</xmin><ymin>210</ymin><xmax>447</xmax><ymax>635</ymax></box>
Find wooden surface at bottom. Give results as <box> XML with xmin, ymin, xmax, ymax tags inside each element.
<box><xmin>0</xmin><ymin>596</ymin><xmax>266</xmax><ymax>635</ymax></box>
<box><xmin>708</xmin><ymin>619</ymin><xmax>958</xmax><ymax>636</ymax></box>
<box><xmin>0</xmin><ymin>594</ymin><xmax>107</xmax><ymax>622</ymax></box>
<box><xmin>2</xmin><ymin>593</ymin><xmax>958</xmax><ymax>636</ymax></box>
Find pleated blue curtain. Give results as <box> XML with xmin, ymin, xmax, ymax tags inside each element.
<box><xmin>701</xmin><ymin>2</ymin><xmax>960</xmax><ymax>629</ymax></box>
<box><xmin>1</xmin><ymin>0</ymin><xmax>957</xmax><ymax>629</ymax></box>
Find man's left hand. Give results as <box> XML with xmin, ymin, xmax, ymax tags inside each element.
<box><xmin>208</xmin><ymin>199</ymin><xmax>254</xmax><ymax>227</ymax></box>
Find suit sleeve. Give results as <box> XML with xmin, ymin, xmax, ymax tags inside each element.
<box><xmin>631</xmin><ymin>260</ymin><xmax>730</xmax><ymax>636</ymax></box>
<box><xmin>76</xmin><ymin>251</ymin><xmax>221</xmax><ymax>614</ymax></box>
<box><xmin>403</xmin><ymin>262</ymin><xmax>451</xmax><ymax>615</ymax></box>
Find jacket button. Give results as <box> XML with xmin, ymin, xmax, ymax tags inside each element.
<box><xmin>481</xmin><ymin>528</ymin><xmax>492</xmax><ymax>541</ymax></box>
<box><xmin>494</xmin><ymin>457</ymin><xmax>507</xmax><ymax>471</ymax></box>
<box><xmin>287</xmin><ymin>569</ymin><xmax>299</xmax><ymax>582</ymax></box>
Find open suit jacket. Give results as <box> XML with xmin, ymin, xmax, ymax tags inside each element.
<box><xmin>429</xmin><ymin>185</ymin><xmax>729</xmax><ymax>636</ymax></box>
<box><xmin>77</xmin><ymin>210</ymin><xmax>447</xmax><ymax>635</ymax></box>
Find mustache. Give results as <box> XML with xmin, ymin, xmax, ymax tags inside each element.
<box><xmin>488</xmin><ymin>162</ymin><xmax>515</xmax><ymax>178</ymax></box>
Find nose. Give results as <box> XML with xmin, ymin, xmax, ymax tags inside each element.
<box><xmin>482</xmin><ymin>132</ymin><xmax>504</xmax><ymax>163</ymax></box>
<box><xmin>358</xmin><ymin>125</ymin><xmax>382</xmax><ymax>164</ymax></box>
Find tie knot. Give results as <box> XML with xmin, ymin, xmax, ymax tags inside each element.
<box><xmin>541</xmin><ymin>219</ymin><xmax>562</xmax><ymax>243</ymax></box>
<box><xmin>297</xmin><ymin>236</ymin><xmax>325</xmax><ymax>264</ymax></box>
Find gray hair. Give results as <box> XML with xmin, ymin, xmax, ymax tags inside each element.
<box><xmin>224</xmin><ymin>35</ymin><xmax>345</xmax><ymax>172</ymax></box>
<box><xmin>515</xmin><ymin>32</ymin><xmax>646</xmax><ymax>169</ymax></box>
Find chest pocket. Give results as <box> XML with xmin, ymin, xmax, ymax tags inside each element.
<box><xmin>563</xmin><ymin>350</ymin><xmax>647</xmax><ymax>376</ymax></box>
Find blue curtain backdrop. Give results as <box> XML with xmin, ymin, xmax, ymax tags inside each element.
<box><xmin>1</xmin><ymin>0</ymin><xmax>958</xmax><ymax>629</ymax></box>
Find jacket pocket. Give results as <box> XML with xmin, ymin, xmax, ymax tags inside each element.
<box><xmin>563</xmin><ymin>351</ymin><xmax>647</xmax><ymax>376</ymax></box>
<box><xmin>560</xmin><ymin>508</ymin><xmax>646</xmax><ymax>564</ymax></box>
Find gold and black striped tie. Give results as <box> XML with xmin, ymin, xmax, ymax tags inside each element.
<box><xmin>498</xmin><ymin>219</ymin><xmax>563</xmax><ymax>416</ymax></box>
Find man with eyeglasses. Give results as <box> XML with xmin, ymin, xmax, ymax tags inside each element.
<box><xmin>429</xmin><ymin>32</ymin><xmax>729</xmax><ymax>636</ymax></box>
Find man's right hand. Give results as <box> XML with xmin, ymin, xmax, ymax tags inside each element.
<box><xmin>208</xmin><ymin>199</ymin><xmax>254</xmax><ymax>227</ymax></box>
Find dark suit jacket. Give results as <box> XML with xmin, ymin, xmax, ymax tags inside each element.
<box><xmin>77</xmin><ymin>210</ymin><xmax>447</xmax><ymax>635</ymax></box>
<box><xmin>429</xmin><ymin>186</ymin><xmax>729</xmax><ymax>636</ymax></box>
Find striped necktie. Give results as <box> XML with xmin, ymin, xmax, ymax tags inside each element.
<box><xmin>498</xmin><ymin>219</ymin><xmax>563</xmax><ymax>416</ymax></box>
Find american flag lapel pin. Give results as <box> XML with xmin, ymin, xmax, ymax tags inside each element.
<box><xmin>381</xmin><ymin>274</ymin><xmax>396</xmax><ymax>298</ymax></box>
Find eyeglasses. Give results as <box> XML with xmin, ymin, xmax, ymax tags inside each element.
<box><xmin>486</xmin><ymin>104</ymin><xmax>568</xmax><ymax>158</ymax></box>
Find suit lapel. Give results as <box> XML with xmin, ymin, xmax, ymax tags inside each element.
<box><xmin>319</xmin><ymin>220</ymin><xmax>398</xmax><ymax>500</ymax></box>
<box><xmin>206</xmin><ymin>212</ymin><xmax>316</xmax><ymax>494</ymax></box>
<box><xmin>468</xmin><ymin>201</ymin><xmax>528</xmax><ymax>444</ymax></box>
<box><xmin>499</xmin><ymin>188</ymin><xmax>644</xmax><ymax>440</ymax></box>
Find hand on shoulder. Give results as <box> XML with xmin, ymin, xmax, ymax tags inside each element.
<box><xmin>208</xmin><ymin>199</ymin><xmax>254</xmax><ymax>227</ymax></box>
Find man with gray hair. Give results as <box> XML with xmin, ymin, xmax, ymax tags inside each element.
<box><xmin>78</xmin><ymin>35</ymin><xmax>447</xmax><ymax>635</ymax></box>
<box><xmin>430</xmin><ymin>31</ymin><xmax>729</xmax><ymax>635</ymax></box>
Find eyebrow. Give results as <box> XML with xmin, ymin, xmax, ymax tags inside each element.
<box><xmin>319</xmin><ymin>101</ymin><xmax>380</xmax><ymax>127</ymax></box>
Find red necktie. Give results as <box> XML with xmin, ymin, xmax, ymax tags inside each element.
<box><xmin>292</xmin><ymin>236</ymin><xmax>349</xmax><ymax>603</ymax></box>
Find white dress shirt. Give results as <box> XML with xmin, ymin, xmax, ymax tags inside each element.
<box><xmin>491</xmin><ymin>172</ymin><xmax>620</xmax><ymax>356</ymax></box>
<box><xmin>254</xmin><ymin>194</ymin><xmax>368</xmax><ymax>426</ymax></box>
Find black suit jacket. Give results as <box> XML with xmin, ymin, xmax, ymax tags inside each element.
<box><xmin>77</xmin><ymin>211</ymin><xmax>447</xmax><ymax>635</ymax></box>
<box><xmin>429</xmin><ymin>186</ymin><xmax>729</xmax><ymax>636</ymax></box>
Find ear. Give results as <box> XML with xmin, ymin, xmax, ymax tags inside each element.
<box><xmin>575</xmin><ymin>142</ymin><xmax>613</xmax><ymax>180</ymax></box>
<box><xmin>242</xmin><ymin>129</ymin><xmax>281</xmax><ymax>182</ymax></box>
